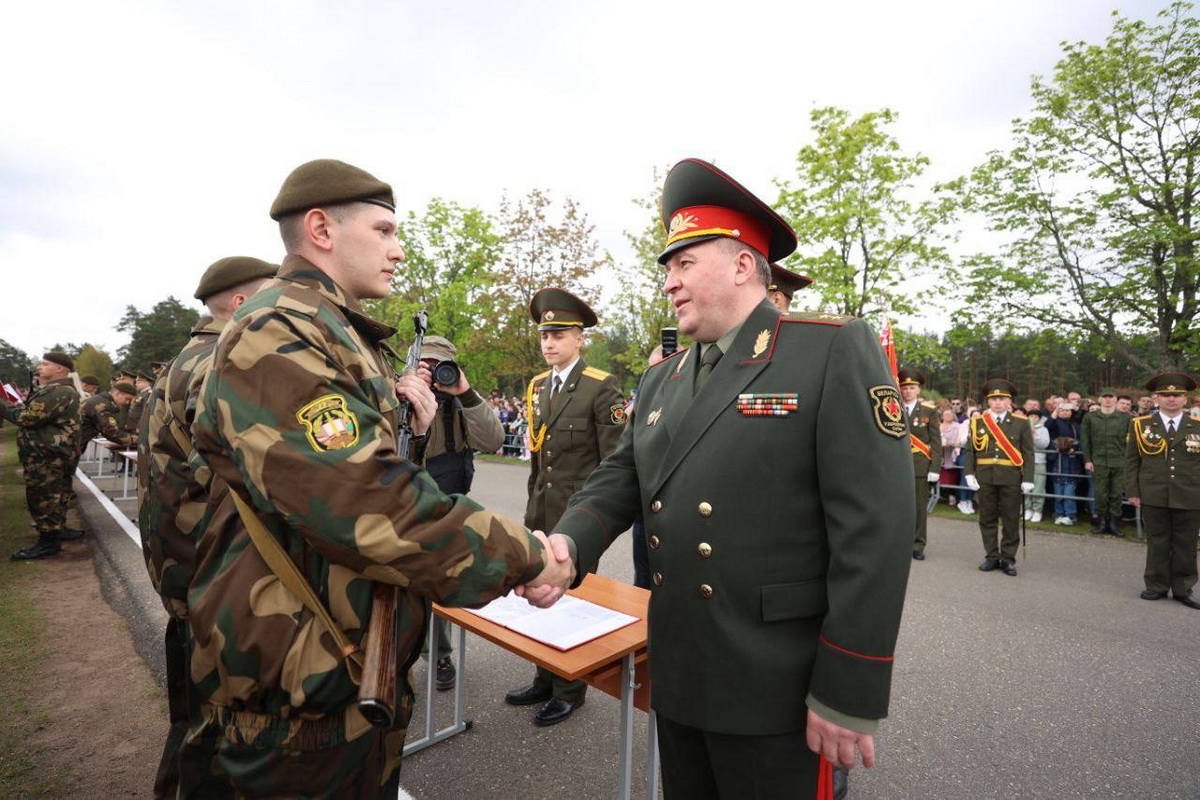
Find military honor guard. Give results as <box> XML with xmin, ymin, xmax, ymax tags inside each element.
<box><xmin>1125</xmin><ymin>372</ymin><xmax>1200</xmax><ymax>609</ymax></box>
<box><xmin>504</xmin><ymin>287</ymin><xmax>625</xmax><ymax>726</ymax></box>
<box><xmin>899</xmin><ymin>368</ymin><xmax>941</xmax><ymax>560</ymax></box>
<box><xmin>964</xmin><ymin>378</ymin><xmax>1034</xmax><ymax>576</ymax></box>
<box><xmin>766</xmin><ymin>262</ymin><xmax>814</xmax><ymax>312</ymax></box>
<box><xmin>1080</xmin><ymin>387</ymin><xmax>1132</xmax><ymax>536</ymax></box>
<box><xmin>521</xmin><ymin>158</ymin><xmax>914</xmax><ymax>798</ymax></box>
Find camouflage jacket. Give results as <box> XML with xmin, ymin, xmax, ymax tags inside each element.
<box><xmin>139</xmin><ymin>316</ymin><xmax>226</xmax><ymax>619</ymax></box>
<box><xmin>79</xmin><ymin>391</ymin><xmax>133</xmax><ymax>452</ymax></box>
<box><xmin>190</xmin><ymin>256</ymin><xmax>547</xmax><ymax>724</ymax></box>
<box><xmin>2</xmin><ymin>378</ymin><xmax>80</xmax><ymax>464</ymax></box>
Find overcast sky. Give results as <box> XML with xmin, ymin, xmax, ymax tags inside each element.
<box><xmin>0</xmin><ymin>0</ymin><xmax>1168</xmax><ymax>360</ymax></box>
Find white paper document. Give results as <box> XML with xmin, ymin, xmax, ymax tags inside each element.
<box><xmin>464</xmin><ymin>592</ymin><xmax>639</xmax><ymax>651</ymax></box>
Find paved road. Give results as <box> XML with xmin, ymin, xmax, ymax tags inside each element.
<box><xmin>80</xmin><ymin>457</ymin><xmax>1200</xmax><ymax>798</ymax></box>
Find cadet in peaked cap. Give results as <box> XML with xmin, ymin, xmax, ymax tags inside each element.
<box><xmin>982</xmin><ymin>378</ymin><xmax>1018</xmax><ymax>399</ymax></box>
<box><xmin>766</xmin><ymin>263</ymin><xmax>814</xmax><ymax>311</ymax></box>
<box><xmin>269</xmin><ymin>159</ymin><xmax>395</xmax><ymax>221</ymax></box>
<box><xmin>1129</xmin><ymin>371</ymin><xmax>1200</xmax><ymax>610</ymax></box>
<box><xmin>528</xmin><ymin>287</ymin><xmax>598</xmax><ymax>331</ymax></box>
<box><xmin>898</xmin><ymin>367</ymin><xmax>940</xmax><ymax>560</ymax></box>
<box><xmin>194</xmin><ymin>256</ymin><xmax>279</xmax><ymax>302</ymax></box>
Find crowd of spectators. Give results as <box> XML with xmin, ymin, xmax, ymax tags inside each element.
<box><xmin>485</xmin><ymin>392</ymin><xmax>529</xmax><ymax>458</ymax></box>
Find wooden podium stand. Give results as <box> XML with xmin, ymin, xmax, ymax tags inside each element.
<box><xmin>404</xmin><ymin>574</ymin><xmax>658</xmax><ymax>799</ymax></box>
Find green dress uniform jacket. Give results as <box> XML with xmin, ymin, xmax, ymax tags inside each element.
<box><xmin>963</xmin><ymin>413</ymin><xmax>1035</xmax><ymax>484</ymax></box>
<box><xmin>553</xmin><ymin>300</ymin><xmax>914</xmax><ymax>736</ymax></box>
<box><xmin>1125</xmin><ymin>414</ymin><xmax>1200</xmax><ymax>509</ymax></box>
<box><xmin>1081</xmin><ymin>411</ymin><xmax>1132</xmax><ymax>467</ymax></box>
<box><xmin>524</xmin><ymin>358</ymin><xmax>624</xmax><ymax>532</ymax></box>
<box><xmin>909</xmin><ymin>400</ymin><xmax>941</xmax><ymax>553</ymax></box>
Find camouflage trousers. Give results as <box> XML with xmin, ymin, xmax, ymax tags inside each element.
<box><xmin>183</xmin><ymin>699</ymin><xmax>411</xmax><ymax>799</ymax></box>
<box><xmin>21</xmin><ymin>454</ymin><xmax>73</xmax><ymax>534</ymax></box>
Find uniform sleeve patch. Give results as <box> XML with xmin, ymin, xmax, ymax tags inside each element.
<box><xmin>610</xmin><ymin>404</ymin><xmax>627</xmax><ymax>425</ymax></box>
<box><xmin>869</xmin><ymin>385</ymin><xmax>907</xmax><ymax>439</ymax></box>
<box><xmin>296</xmin><ymin>394</ymin><xmax>359</xmax><ymax>451</ymax></box>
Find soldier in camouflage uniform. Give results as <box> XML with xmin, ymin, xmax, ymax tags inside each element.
<box><xmin>187</xmin><ymin>160</ymin><xmax>572</xmax><ymax>798</ymax></box>
<box><xmin>3</xmin><ymin>352</ymin><xmax>81</xmax><ymax>560</ymax></box>
<box><xmin>79</xmin><ymin>380</ymin><xmax>137</xmax><ymax>450</ymax></box>
<box><xmin>139</xmin><ymin>256</ymin><xmax>278</xmax><ymax>800</ymax></box>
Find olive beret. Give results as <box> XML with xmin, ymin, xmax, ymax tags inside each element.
<box><xmin>112</xmin><ymin>381</ymin><xmax>137</xmax><ymax>395</ymax></box>
<box><xmin>420</xmin><ymin>335</ymin><xmax>458</xmax><ymax>362</ymax></box>
<box><xmin>269</xmin><ymin>159</ymin><xmax>395</xmax><ymax>221</ymax></box>
<box><xmin>194</xmin><ymin>256</ymin><xmax>279</xmax><ymax>301</ymax></box>
<box><xmin>43</xmin><ymin>351</ymin><xmax>73</xmax><ymax>370</ymax></box>
<box><xmin>81</xmin><ymin>375</ymin><xmax>100</xmax><ymax>386</ymax></box>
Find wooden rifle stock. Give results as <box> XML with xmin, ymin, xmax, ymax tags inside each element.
<box><xmin>357</xmin><ymin>310</ymin><xmax>428</xmax><ymax>728</ymax></box>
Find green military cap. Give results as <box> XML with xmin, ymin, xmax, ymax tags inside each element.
<box><xmin>659</xmin><ymin>158</ymin><xmax>798</xmax><ymax>264</ymax></box>
<box><xmin>768</xmin><ymin>263</ymin><xmax>814</xmax><ymax>302</ymax></box>
<box><xmin>194</xmin><ymin>256</ymin><xmax>279</xmax><ymax>301</ymax></box>
<box><xmin>81</xmin><ymin>375</ymin><xmax>100</xmax><ymax>386</ymax></box>
<box><xmin>136</xmin><ymin>371</ymin><xmax>154</xmax><ymax>383</ymax></box>
<box><xmin>115</xmin><ymin>366</ymin><xmax>136</xmax><ymax>380</ymax></box>
<box><xmin>269</xmin><ymin>159</ymin><xmax>395</xmax><ymax>221</ymax></box>
<box><xmin>151</xmin><ymin>360</ymin><xmax>169</xmax><ymax>368</ymax></box>
<box><xmin>43</xmin><ymin>351</ymin><xmax>73</xmax><ymax>370</ymax></box>
<box><xmin>981</xmin><ymin>378</ymin><xmax>1018</xmax><ymax>399</ymax></box>
<box><xmin>1146</xmin><ymin>372</ymin><xmax>1196</xmax><ymax>394</ymax></box>
<box><xmin>112</xmin><ymin>380</ymin><xmax>137</xmax><ymax>395</ymax></box>
<box><xmin>897</xmin><ymin>367</ymin><xmax>925</xmax><ymax>387</ymax></box>
<box><xmin>529</xmin><ymin>287</ymin><xmax>598</xmax><ymax>331</ymax></box>
<box><xmin>1097</xmin><ymin>387</ymin><xmax>1116</xmax><ymax>397</ymax></box>
<box><xmin>419</xmin><ymin>335</ymin><xmax>458</xmax><ymax>362</ymax></box>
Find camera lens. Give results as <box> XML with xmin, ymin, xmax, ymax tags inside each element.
<box><xmin>432</xmin><ymin>360</ymin><xmax>461</xmax><ymax>387</ymax></box>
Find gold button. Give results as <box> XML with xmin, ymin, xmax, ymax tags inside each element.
<box><xmin>653</xmin><ymin>572</ymin><xmax>663</xmax><ymax>586</ymax></box>
<box><xmin>546</xmin><ymin>434</ymin><xmax>552</xmax><ymax>441</ymax></box>
<box><xmin>699</xmin><ymin>584</ymin><xmax>713</xmax><ymax>599</ymax></box>
<box><xmin>649</xmin><ymin>535</ymin><xmax>660</xmax><ymax>549</ymax></box>
<box><xmin>698</xmin><ymin>542</ymin><xmax>712</xmax><ymax>558</ymax></box>
<box><xmin>545</xmin><ymin>450</ymin><xmax>552</xmax><ymax>457</ymax></box>
<box><xmin>698</xmin><ymin>501</ymin><xmax>713</xmax><ymax>517</ymax></box>
<box><xmin>650</xmin><ymin>500</ymin><xmax>662</xmax><ymax>513</ymax></box>
<box><xmin>546</xmin><ymin>466</ymin><xmax>552</xmax><ymax>472</ymax></box>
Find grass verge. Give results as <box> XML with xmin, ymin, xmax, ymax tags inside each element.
<box><xmin>929</xmin><ymin>500</ymin><xmax>1143</xmax><ymax>540</ymax></box>
<box><xmin>0</xmin><ymin>426</ymin><xmax>74</xmax><ymax>795</ymax></box>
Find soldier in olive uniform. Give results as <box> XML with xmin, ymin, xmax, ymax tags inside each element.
<box><xmin>899</xmin><ymin>368</ymin><xmax>941</xmax><ymax>560</ymax></box>
<box><xmin>188</xmin><ymin>160</ymin><xmax>570</xmax><ymax>798</ymax></box>
<box><xmin>521</xmin><ymin>159</ymin><xmax>913</xmax><ymax>798</ymax></box>
<box><xmin>964</xmin><ymin>378</ymin><xmax>1035</xmax><ymax>576</ymax></box>
<box><xmin>80</xmin><ymin>380</ymin><xmax>136</xmax><ymax>450</ymax></box>
<box><xmin>1081</xmin><ymin>388</ymin><xmax>1132</xmax><ymax>537</ymax></box>
<box><xmin>3</xmin><ymin>352</ymin><xmax>82</xmax><ymax>560</ymax></box>
<box><xmin>505</xmin><ymin>287</ymin><xmax>625</xmax><ymax>726</ymax></box>
<box><xmin>123</xmin><ymin>370</ymin><xmax>154</xmax><ymax>443</ymax></box>
<box><xmin>1126</xmin><ymin>373</ymin><xmax>1200</xmax><ymax>609</ymax></box>
<box><xmin>766</xmin><ymin>262</ymin><xmax>813</xmax><ymax>312</ymax></box>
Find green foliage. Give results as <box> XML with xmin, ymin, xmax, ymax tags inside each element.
<box><xmin>115</xmin><ymin>296</ymin><xmax>199</xmax><ymax>372</ymax></box>
<box><xmin>73</xmin><ymin>344</ymin><xmax>113</xmax><ymax>385</ymax></box>
<box><xmin>775</xmin><ymin>107</ymin><xmax>958</xmax><ymax>318</ymax></box>
<box><xmin>0</xmin><ymin>340</ymin><xmax>32</xmax><ymax>387</ymax></box>
<box><xmin>959</xmin><ymin>2</ymin><xmax>1200</xmax><ymax>373</ymax></box>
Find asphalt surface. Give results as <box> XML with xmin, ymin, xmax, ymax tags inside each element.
<box><xmin>77</xmin><ymin>457</ymin><xmax>1200</xmax><ymax>799</ymax></box>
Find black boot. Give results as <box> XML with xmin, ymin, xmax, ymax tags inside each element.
<box><xmin>11</xmin><ymin>532</ymin><xmax>62</xmax><ymax>561</ymax></box>
<box><xmin>57</xmin><ymin>528</ymin><xmax>85</xmax><ymax>542</ymax></box>
<box><xmin>1107</xmin><ymin>517</ymin><xmax>1124</xmax><ymax>538</ymax></box>
<box><xmin>1090</xmin><ymin>515</ymin><xmax>1107</xmax><ymax>535</ymax></box>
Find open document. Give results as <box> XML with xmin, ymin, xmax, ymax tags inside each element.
<box><xmin>464</xmin><ymin>592</ymin><xmax>639</xmax><ymax>651</ymax></box>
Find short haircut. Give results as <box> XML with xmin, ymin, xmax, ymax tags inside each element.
<box><xmin>719</xmin><ymin>238</ymin><xmax>771</xmax><ymax>286</ymax></box>
<box><xmin>278</xmin><ymin>203</ymin><xmax>352</xmax><ymax>252</ymax></box>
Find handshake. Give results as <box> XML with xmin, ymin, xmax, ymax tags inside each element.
<box><xmin>515</xmin><ymin>531</ymin><xmax>575</xmax><ymax>609</ymax></box>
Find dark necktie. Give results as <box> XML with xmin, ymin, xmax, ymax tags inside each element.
<box><xmin>695</xmin><ymin>345</ymin><xmax>723</xmax><ymax>393</ymax></box>
<box><xmin>1168</xmin><ymin>418</ymin><xmax>1177</xmax><ymax>437</ymax></box>
<box><xmin>550</xmin><ymin>375</ymin><xmax>562</xmax><ymax>411</ymax></box>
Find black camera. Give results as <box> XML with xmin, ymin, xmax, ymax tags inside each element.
<box><xmin>661</xmin><ymin>327</ymin><xmax>678</xmax><ymax>357</ymax></box>
<box><xmin>431</xmin><ymin>360</ymin><xmax>461</xmax><ymax>387</ymax></box>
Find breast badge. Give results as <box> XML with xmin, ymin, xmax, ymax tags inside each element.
<box><xmin>296</xmin><ymin>394</ymin><xmax>359</xmax><ymax>452</ymax></box>
<box><xmin>869</xmin><ymin>385</ymin><xmax>907</xmax><ymax>439</ymax></box>
<box><xmin>646</xmin><ymin>408</ymin><xmax>663</xmax><ymax>427</ymax></box>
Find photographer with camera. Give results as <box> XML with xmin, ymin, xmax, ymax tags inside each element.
<box><xmin>417</xmin><ymin>335</ymin><xmax>506</xmax><ymax>690</ymax></box>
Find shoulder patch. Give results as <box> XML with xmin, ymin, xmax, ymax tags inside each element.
<box><xmin>869</xmin><ymin>385</ymin><xmax>907</xmax><ymax>439</ymax></box>
<box><xmin>610</xmin><ymin>404</ymin><xmax>626</xmax><ymax>425</ymax></box>
<box><xmin>781</xmin><ymin>310</ymin><xmax>854</xmax><ymax>327</ymax></box>
<box><xmin>296</xmin><ymin>394</ymin><xmax>359</xmax><ymax>452</ymax></box>
<box><xmin>582</xmin><ymin>366</ymin><xmax>612</xmax><ymax>381</ymax></box>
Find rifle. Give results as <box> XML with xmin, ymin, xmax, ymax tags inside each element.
<box><xmin>358</xmin><ymin>310</ymin><xmax>428</xmax><ymax>728</ymax></box>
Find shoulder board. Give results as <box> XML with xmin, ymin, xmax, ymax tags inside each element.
<box><xmin>1134</xmin><ymin>414</ymin><xmax>1154</xmax><ymax>422</ymax></box>
<box><xmin>781</xmin><ymin>311</ymin><xmax>854</xmax><ymax>326</ymax></box>
<box><xmin>1012</xmin><ymin>411</ymin><xmax>1027</xmax><ymax>419</ymax></box>
<box><xmin>650</xmin><ymin>348</ymin><xmax>690</xmax><ymax>369</ymax></box>
<box><xmin>581</xmin><ymin>366</ymin><xmax>612</xmax><ymax>381</ymax></box>
<box><xmin>528</xmin><ymin>370</ymin><xmax>551</xmax><ymax>388</ymax></box>
<box><xmin>920</xmin><ymin>400</ymin><xmax>936</xmax><ymax>409</ymax></box>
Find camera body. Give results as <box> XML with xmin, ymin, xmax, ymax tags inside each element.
<box><xmin>431</xmin><ymin>359</ymin><xmax>461</xmax><ymax>387</ymax></box>
<box><xmin>661</xmin><ymin>327</ymin><xmax>678</xmax><ymax>357</ymax></box>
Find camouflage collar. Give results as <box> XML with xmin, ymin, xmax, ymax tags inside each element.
<box><xmin>278</xmin><ymin>255</ymin><xmax>397</xmax><ymax>342</ymax></box>
<box><xmin>191</xmin><ymin>315</ymin><xmax>225</xmax><ymax>336</ymax></box>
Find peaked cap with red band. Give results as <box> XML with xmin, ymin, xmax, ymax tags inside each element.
<box><xmin>768</xmin><ymin>262</ymin><xmax>814</xmax><ymax>301</ymax></box>
<box><xmin>658</xmin><ymin>158</ymin><xmax>798</xmax><ymax>264</ymax></box>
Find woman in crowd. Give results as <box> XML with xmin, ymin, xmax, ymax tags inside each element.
<box><xmin>956</xmin><ymin>405</ymin><xmax>980</xmax><ymax>514</ymax></box>
<box><xmin>1025</xmin><ymin>407</ymin><xmax>1051</xmax><ymax>522</ymax></box>
<box><xmin>1045</xmin><ymin>402</ymin><xmax>1084</xmax><ymax>525</ymax></box>
<box><xmin>939</xmin><ymin>408</ymin><xmax>963</xmax><ymax>506</ymax></box>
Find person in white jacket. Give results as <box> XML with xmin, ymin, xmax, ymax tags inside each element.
<box><xmin>1025</xmin><ymin>407</ymin><xmax>1050</xmax><ymax>522</ymax></box>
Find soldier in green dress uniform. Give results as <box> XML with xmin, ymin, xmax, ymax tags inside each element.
<box><xmin>1126</xmin><ymin>372</ymin><xmax>1200</xmax><ymax>609</ymax></box>
<box><xmin>766</xmin><ymin>263</ymin><xmax>813</xmax><ymax>312</ymax></box>
<box><xmin>1080</xmin><ymin>387</ymin><xmax>1132</xmax><ymax>536</ymax></box>
<box><xmin>504</xmin><ymin>287</ymin><xmax>625</xmax><ymax>726</ymax></box>
<box><xmin>964</xmin><ymin>378</ymin><xmax>1034</xmax><ymax>576</ymax></box>
<box><xmin>899</xmin><ymin>368</ymin><xmax>941</xmax><ymax>560</ymax></box>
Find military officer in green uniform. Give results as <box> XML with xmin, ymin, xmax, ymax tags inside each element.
<box><xmin>123</xmin><ymin>370</ymin><xmax>153</xmax><ymax>444</ymax></box>
<box><xmin>899</xmin><ymin>368</ymin><xmax>941</xmax><ymax>560</ymax></box>
<box><xmin>504</xmin><ymin>287</ymin><xmax>625</xmax><ymax>726</ymax></box>
<box><xmin>964</xmin><ymin>378</ymin><xmax>1034</xmax><ymax>576</ymax></box>
<box><xmin>1081</xmin><ymin>387</ymin><xmax>1132</xmax><ymax>536</ymax></box>
<box><xmin>766</xmin><ymin>262</ymin><xmax>813</xmax><ymax>312</ymax></box>
<box><xmin>520</xmin><ymin>159</ymin><xmax>914</xmax><ymax>798</ymax></box>
<box><xmin>1126</xmin><ymin>372</ymin><xmax>1200</xmax><ymax>609</ymax></box>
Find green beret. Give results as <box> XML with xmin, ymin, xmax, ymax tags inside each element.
<box><xmin>194</xmin><ymin>256</ymin><xmax>279</xmax><ymax>301</ymax></box>
<box><xmin>112</xmin><ymin>381</ymin><xmax>137</xmax><ymax>395</ymax></box>
<box><xmin>420</xmin><ymin>335</ymin><xmax>458</xmax><ymax>362</ymax></box>
<box><xmin>81</xmin><ymin>375</ymin><xmax>100</xmax><ymax>386</ymax></box>
<box><xmin>269</xmin><ymin>159</ymin><xmax>395</xmax><ymax>221</ymax></box>
<box><xmin>43</xmin><ymin>351</ymin><xmax>73</xmax><ymax>370</ymax></box>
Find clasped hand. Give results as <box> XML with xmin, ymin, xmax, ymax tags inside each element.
<box><xmin>515</xmin><ymin>531</ymin><xmax>575</xmax><ymax>608</ymax></box>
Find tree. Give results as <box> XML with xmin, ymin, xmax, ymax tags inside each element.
<box><xmin>960</xmin><ymin>2</ymin><xmax>1200</xmax><ymax>372</ymax></box>
<box><xmin>74</xmin><ymin>344</ymin><xmax>114</xmax><ymax>385</ymax></box>
<box><xmin>488</xmin><ymin>189</ymin><xmax>609</xmax><ymax>388</ymax></box>
<box><xmin>775</xmin><ymin>107</ymin><xmax>958</xmax><ymax>319</ymax></box>
<box><xmin>365</xmin><ymin>198</ymin><xmax>504</xmax><ymax>383</ymax></box>
<box><xmin>0</xmin><ymin>339</ymin><xmax>33</xmax><ymax>386</ymax></box>
<box><xmin>116</xmin><ymin>297</ymin><xmax>199</xmax><ymax>371</ymax></box>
